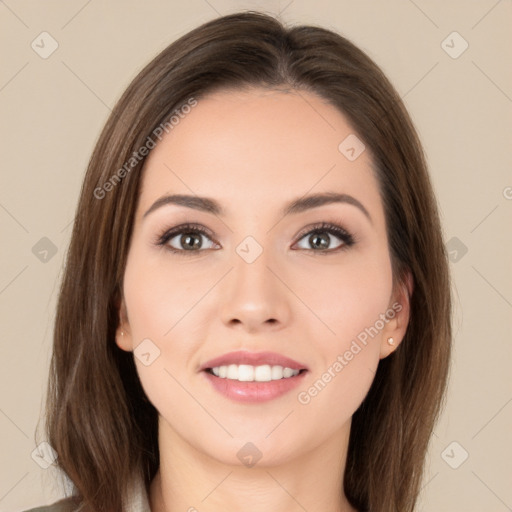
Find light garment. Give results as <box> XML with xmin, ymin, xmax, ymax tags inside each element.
<box><xmin>20</xmin><ymin>471</ymin><xmax>151</xmax><ymax>512</ymax></box>
<box><xmin>122</xmin><ymin>471</ymin><xmax>151</xmax><ymax>512</ymax></box>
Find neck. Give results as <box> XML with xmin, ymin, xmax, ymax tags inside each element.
<box><xmin>149</xmin><ymin>416</ymin><xmax>358</xmax><ymax>512</ymax></box>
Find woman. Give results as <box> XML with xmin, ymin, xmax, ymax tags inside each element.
<box><xmin>28</xmin><ymin>10</ymin><xmax>451</xmax><ymax>512</ymax></box>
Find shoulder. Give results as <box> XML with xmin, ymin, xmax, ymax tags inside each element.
<box><xmin>20</xmin><ymin>497</ymin><xmax>81</xmax><ymax>512</ymax></box>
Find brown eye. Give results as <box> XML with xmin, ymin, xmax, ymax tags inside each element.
<box><xmin>168</xmin><ymin>232</ymin><xmax>212</xmax><ymax>251</ymax></box>
<box><xmin>294</xmin><ymin>222</ymin><xmax>354</xmax><ymax>252</ymax></box>
<box><xmin>156</xmin><ymin>224</ymin><xmax>219</xmax><ymax>254</ymax></box>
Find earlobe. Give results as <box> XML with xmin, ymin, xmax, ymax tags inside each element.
<box><xmin>115</xmin><ymin>328</ymin><xmax>133</xmax><ymax>352</ymax></box>
<box><xmin>379</xmin><ymin>270</ymin><xmax>413</xmax><ymax>359</ymax></box>
<box><xmin>115</xmin><ymin>296</ymin><xmax>133</xmax><ymax>352</ymax></box>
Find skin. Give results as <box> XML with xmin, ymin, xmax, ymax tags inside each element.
<box><xmin>115</xmin><ymin>87</ymin><xmax>412</xmax><ymax>512</ymax></box>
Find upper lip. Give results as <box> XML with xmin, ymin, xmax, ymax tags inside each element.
<box><xmin>200</xmin><ymin>350</ymin><xmax>308</xmax><ymax>371</ymax></box>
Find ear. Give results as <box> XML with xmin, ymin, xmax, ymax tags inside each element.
<box><xmin>115</xmin><ymin>294</ymin><xmax>133</xmax><ymax>352</ymax></box>
<box><xmin>379</xmin><ymin>270</ymin><xmax>413</xmax><ymax>359</ymax></box>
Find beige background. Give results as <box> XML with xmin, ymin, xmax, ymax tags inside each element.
<box><xmin>1</xmin><ymin>1</ymin><xmax>511</xmax><ymax>511</ymax></box>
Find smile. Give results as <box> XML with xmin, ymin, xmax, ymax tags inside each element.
<box><xmin>208</xmin><ymin>364</ymin><xmax>302</xmax><ymax>382</ymax></box>
<box><xmin>201</xmin><ymin>351</ymin><xmax>309</xmax><ymax>403</ymax></box>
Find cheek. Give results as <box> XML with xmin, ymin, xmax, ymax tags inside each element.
<box><xmin>293</xmin><ymin>246</ymin><xmax>393</xmax><ymax>348</ymax></box>
<box><xmin>290</xmin><ymin>243</ymin><xmax>393</xmax><ymax>423</ymax></box>
<box><xmin>122</xmin><ymin>246</ymin><xmax>208</xmax><ymax>343</ymax></box>
<box><xmin>122</xmin><ymin>246</ymin><xmax>219</xmax><ymax>405</ymax></box>
<box><xmin>295</xmin><ymin>344</ymin><xmax>377</xmax><ymax>438</ymax></box>
<box><xmin>122</xmin><ymin>247</ymin><xmax>200</xmax><ymax>420</ymax></box>
<box><xmin>293</xmin><ymin>254</ymin><xmax>392</xmax><ymax>427</ymax></box>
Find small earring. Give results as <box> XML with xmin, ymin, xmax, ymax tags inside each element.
<box><xmin>120</xmin><ymin>331</ymin><xmax>124</xmax><ymax>336</ymax></box>
<box><xmin>387</xmin><ymin>337</ymin><xmax>395</xmax><ymax>346</ymax></box>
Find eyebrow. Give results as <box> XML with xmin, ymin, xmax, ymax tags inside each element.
<box><xmin>143</xmin><ymin>192</ymin><xmax>372</xmax><ymax>223</ymax></box>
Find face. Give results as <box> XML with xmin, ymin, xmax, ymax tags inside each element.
<box><xmin>116</xmin><ymin>87</ymin><xmax>411</xmax><ymax>467</ymax></box>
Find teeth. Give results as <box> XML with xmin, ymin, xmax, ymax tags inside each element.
<box><xmin>271</xmin><ymin>365</ymin><xmax>283</xmax><ymax>380</ymax></box>
<box><xmin>254</xmin><ymin>365</ymin><xmax>271</xmax><ymax>382</ymax></box>
<box><xmin>209</xmin><ymin>364</ymin><xmax>301</xmax><ymax>382</ymax></box>
<box><xmin>238</xmin><ymin>364</ymin><xmax>254</xmax><ymax>382</ymax></box>
<box><xmin>283</xmin><ymin>367</ymin><xmax>294</xmax><ymax>378</ymax></box>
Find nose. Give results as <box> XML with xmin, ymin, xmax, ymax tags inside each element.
<box><xmin>219</xmin><ymin>244</ymin><xmax>291</xmax><ymax>333</ymax></box>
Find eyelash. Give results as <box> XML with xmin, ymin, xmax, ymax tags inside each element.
<box><xmin>154</xmin><ymin>221</ymin><xmax>356</xmax><ymax>256</ymax></box>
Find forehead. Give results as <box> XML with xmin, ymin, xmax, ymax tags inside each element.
<box><xmin>137</xmin><ymin>87</ymin><xmax>382</xmax><ymax>223</ymax></box>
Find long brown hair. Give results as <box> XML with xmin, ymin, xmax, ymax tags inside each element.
<box><xmin>42</xmin><ymin>11</ymin><xmax>451</xmax><ymax>512</ymax></box>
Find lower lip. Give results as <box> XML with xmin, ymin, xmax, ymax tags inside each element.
<box><xmin>202</xmin><ymin>370</ymin><xmax>307</xmax><ymax>403</ymax></box>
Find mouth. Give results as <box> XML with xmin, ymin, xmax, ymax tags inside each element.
<box><xmin>205</xmin><ymin>364</ymin><xmax>307</xmax><ymax>382</ymax></box>
<box><xmin>200</xmin><ymin>350</ymin><xmax>309</xmax><ymax>403</ymax></box>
